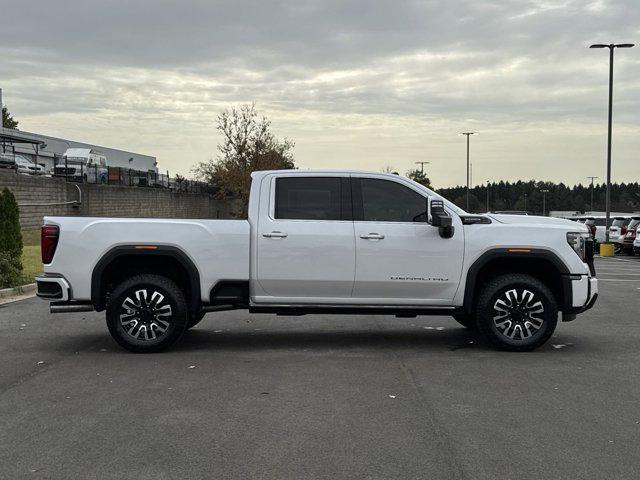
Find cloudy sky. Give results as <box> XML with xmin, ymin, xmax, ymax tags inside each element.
<box><xmin>1</xmin><ymin>0</ymin><xmax>639</xmax><ymax>187</ymax></box>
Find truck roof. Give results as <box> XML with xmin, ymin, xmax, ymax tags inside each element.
<box><xmin>64</xmin><ymin>148</ymin><xmax>105</xmax><ymax>157</ymax></box>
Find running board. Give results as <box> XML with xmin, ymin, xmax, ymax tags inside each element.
<box><xmin>50</xmin><ymin>302</ymin><xmax>95</xmax><ymax>313</ymax></box>
<box><xmin>249</xmin><ymin>306</ymin><xmax>457</xmax><ymax>316</ymax></box>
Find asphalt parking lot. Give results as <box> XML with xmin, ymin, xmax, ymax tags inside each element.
<box><xmin>1</xmin><ymin>256</ymin><xmax>640</xmax><ymax>480</ymax></box>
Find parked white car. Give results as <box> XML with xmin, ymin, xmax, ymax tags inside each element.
<box><xmin>36</xmin><ymin>169</ymin><xmax>597</xmax><ymax>353</ymax></box>
<box><xmin>609</xmin><ymin>217</ymin><xmax>631</xmax><ymax>252</ymax></box>
<box><xmin>15</xmin><ymin>155</ymin><xmax>45</xmax><ymax>175</ymax></box>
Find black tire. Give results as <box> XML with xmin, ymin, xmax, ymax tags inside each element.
<box><xmin>475</xmin><ymin>273</ymin><xmax>557</xmax><ymax>352</ymax></box>
<box><xmin>452</xmin><ymin>313</ymin><xmax>477</xmax><ymax>330</ymax></box>
<box><xmin>106</xmin><ymin>274</ymin><xmax>188</xmax><ymax>353</ymax></box>
<box><xmin>186</xmin><ymin>311</ymin><xmax>206</xmax><ymax>330</ymax></box>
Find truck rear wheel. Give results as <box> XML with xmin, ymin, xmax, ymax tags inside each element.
<box><xmin>106</xmin><ymin>274</ymin><xmax>188</xmax><ymax>353</ymax></box>
<box><xmin>186</xmin><ymin>311</ymin><xmax>206</xmax><ymax>330</ymax></box>
<box><xmin>475</xmin><ymin>273</ymin><xmax>557</xmax><ymax>352</ymax></box>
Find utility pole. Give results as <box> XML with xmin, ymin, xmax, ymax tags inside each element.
<box><xmin>459</xmin><ymin>132</ymin><xmax>477</xmax><ymax>211</ymax></box>
<box><xmin>415</xmin><ymin>161</ymin><xmax>430</xmax><ymax>173</ymax></box>
<box><xmin>587</xmin><ymin>176</ymin><xmax>599</xmax><ymax>212</ymax></box>
<box><xmin>590</xmin><ymin>42</ymin><xmax>634</xmax><ymax>241</ymax></box>
<box><xmin>540</xmin><ymin>189</ymin><xmax>549</xmax><ymax>216</ymax></box>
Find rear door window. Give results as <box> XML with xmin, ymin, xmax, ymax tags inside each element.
<box><xmin>274</xmin><ymin>177</ymin><xmax>349</xmax><ymax>221</ymax></box>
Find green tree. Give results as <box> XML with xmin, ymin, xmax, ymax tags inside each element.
<box><xmin>193</xmin><ymin>104</ymin><xmax>294</xmax><ymax>216</ymax></box>
<box><xmin>406</xmin><ymin>169</ymin><xmax>432</xmax><ymax>188</ymax></box>
<box><xmin>2</xmin><ymin>106</ymin><xmax>19</xmax><ymax>129</ymax></box>
<box><xmin>452</xmin><ymin>193</ymin><xmax>483</xmax><ymax>213</ymax></box>
<box><xmin>0</xmin><ymin>188</ymin><xmax>23</xmax><ymax>287</ymax></box>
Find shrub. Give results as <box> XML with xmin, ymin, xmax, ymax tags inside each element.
<box><xmin>0</xmin><ymin>251</ymin><xmax>22</xmax><ymax>289</ymax></box>
<box><xmin>0</xmin><ymin>188</ymin><xmax>23</xmax><ymax>287</ymax></box>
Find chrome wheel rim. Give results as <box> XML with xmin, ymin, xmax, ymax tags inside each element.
<box><xmin>493</xmin><ymin>288</ymin><xmax>545</xmax><ymax>340</ymax></box>
<box><xmin>119</xmin><ymin>289</ymin><xmax>172</xmax><ymax>341</ymax></box>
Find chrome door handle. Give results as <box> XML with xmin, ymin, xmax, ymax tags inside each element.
<box><xmin>360</xmin><ymin>233</ymin><xmax>385</xmax><ymax>240</ymax></box>
<box><xmin>263</xmin><ymin>231</ymin><xmax>288</xmax><ymax>238</ymax></box>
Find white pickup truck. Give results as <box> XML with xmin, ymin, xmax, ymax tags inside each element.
<box><xmin>36</xmin><ymin>170</ymin><xmax>597</xmax><ymax>353</ymax></box>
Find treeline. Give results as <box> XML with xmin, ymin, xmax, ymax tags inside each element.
<box><xmin>438</xmin><ymin>181</ymin><xmax>640</xmax><ymax>214</ymax></box>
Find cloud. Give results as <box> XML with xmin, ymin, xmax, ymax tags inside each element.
<box><xmin>1</xmin><ymin>0</ymin><xmax>639</xmax><ymax>186</ymax></box>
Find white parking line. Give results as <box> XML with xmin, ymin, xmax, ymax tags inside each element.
<box><xmin>597</xmin><ymin>272</ymin><xmax>640</xmax><ymax>276</ymax></box>
<box><xmin>597</xmin><ymin>268</ymin><xmax>640</xmax><ymax>272</ymax></box>
<box><xmin>598</xmin><ymin>279</ymin><xmax>640</xmax><ymax>282</ymax></box>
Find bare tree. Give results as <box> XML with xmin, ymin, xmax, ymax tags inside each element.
<box><xmin>193</xmin><ymin>104</ymin><xmax>294</xmax><ymax>216</ymax></box>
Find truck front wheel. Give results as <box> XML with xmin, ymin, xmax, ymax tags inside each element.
<box><xmin>452</xmin><ymin>313</ymin><xmax>477</xmax><ymax>330</ymax></box>
<box><xmin>475</xmin><ymin>274</ymin><xmax>557</xmax><ymax>352</ymax></box>
<box><xmin>106</xmin><ymin>274</ymin><xmax>188</xmax><ymax>353</ymax></box>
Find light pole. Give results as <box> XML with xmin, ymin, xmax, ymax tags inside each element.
<box><xmin>524</xmin><ymin>193</ymin><xmax>528</xmax><ymax>212</ymax></box>
<box><xmin>587</xmin><ymin>176</ymin><xmax>599</xmax><ymax>212</ymax></box>
<box><xmin>415</xmin><ymin>161</ymin><xmax>430</xmax><ymax>173</ymax></box>
<box><xmin>590</xmin><ymin>42</ymin><xmax>634</xmax><ymax>242</ymax></box>
<box><xmin>486</xmin><ymin>180</ymin><xmax>490</xmax><ymax>212</ymax></box>
<box><xmin>540</xmin><ymin>189</ymin><xmax>549</xmax><ymax>216</ymax></box>
<box><xmin>459</xmin><ymin>132</ymin><xmax>477</xmax><ymax>211</ymax></box>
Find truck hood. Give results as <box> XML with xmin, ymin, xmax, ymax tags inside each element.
<box><xmin>487</xmin><ymin>214</ymin><xmax>588</xmax><ymax>232</ymax></box>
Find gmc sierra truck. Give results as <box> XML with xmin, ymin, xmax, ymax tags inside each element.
<box><xmin>36</xmin><ymin>170</ymin><xmax>597</xmax><ymax>353</ymax></box>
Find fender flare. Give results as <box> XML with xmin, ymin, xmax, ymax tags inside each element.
<box><xmin>462</xmin><ymin>248</ymin><xmax>572</xmax><ymax>314</ymax></box>
<box><xmin>91</xmin><ymin>245</ymin><xmax>201</xmax><ymax>311</ymax></box>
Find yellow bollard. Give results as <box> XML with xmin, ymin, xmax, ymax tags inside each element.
<box><xmin>600</xmin><ymin>242</ymin><xmax>615</xmax><ymax>257</ymax></box>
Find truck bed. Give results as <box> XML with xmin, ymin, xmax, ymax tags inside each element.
<box><xmin>42</xmin><ymin>216</ymin><xmax>250</xmax><ymax>303</ymax></box>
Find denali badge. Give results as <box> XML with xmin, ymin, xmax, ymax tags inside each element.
<box><xmin>390</xmin><ymin>276</ymin><xmax>449</xmax><ymax>282</ymax></box>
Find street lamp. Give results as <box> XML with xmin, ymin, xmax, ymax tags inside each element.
<box><xmin>524</xmin><ymin>193</ymin><xmax>528</xmax><ymax>212</ymax></box>
<box><xmin>459</xmin><ymin>132</ymin><xmax>477</xmax><ymax>211</ymax></box>
<box><xmin>540</xmin><ymin>189</ymin><xmax>549</xmax><ymax>216</ymax></box>
<box><xmin>486</xmin><ymin>180</ymin><xmax>490</xmax><ymax>213</ymax></box>
<box><xmin>587</xmin><ymin>176</ymin><xmax>599</xmax><ymax>212</ymax></box>
<box><xmin>590</xmin><ymin>42</ymin><xmax>634</xmax><ymax>242</ymax></box>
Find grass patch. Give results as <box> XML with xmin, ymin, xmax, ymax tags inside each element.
<box><xmin>21</xmin><ymin>229</ymin><xmax>40</xmax><ymax>247</ymax></box>
<box><xmin>21</xmin><ymin>245</ymin><xmax>42</xmax><ymax>284</ymax></box>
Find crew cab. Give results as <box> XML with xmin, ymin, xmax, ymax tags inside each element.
<box><xmin>36</xmin><ymin>170</ymin><xmax>598</xmax><ymax>353</ymax></box>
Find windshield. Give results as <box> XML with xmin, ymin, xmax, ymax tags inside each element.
<box><xmin>402</xmin><ymin>175</ymin><xmax>467</xmax><ymax>216</ymax></box>
<box><xmin>628</xmin><ymin>219</ymin><xmax>640</xmax><ymax>230</ymax></box>
<box><xmin>15</xmin><ymin>156</ymin><xmax>33</xmax><ymax>165</ymax></box>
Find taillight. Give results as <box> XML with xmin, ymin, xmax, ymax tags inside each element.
<box><xmin>41</xmin><ymin>225</ymin><xmax>59</xmax><ymax>264</ymax></box>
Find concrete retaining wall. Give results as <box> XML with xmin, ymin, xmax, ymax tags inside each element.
<box><xmin>0</xmin><ymin>170</ymin><xmax>238</xmax><ymax>230</ymax></box>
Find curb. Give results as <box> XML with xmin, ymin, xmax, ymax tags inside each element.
<box><xmin>0</xmin><ymin>283</ymin><xmax>36</xmax><ymax>303</ymax></box>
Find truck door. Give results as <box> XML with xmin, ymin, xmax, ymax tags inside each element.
<box><xmin>255</xmin><ymin>174</ymin><xmax>355</xmax><ymax>302</ymax></box>
<box><xmin>351</xmin><ymin>176</ymin><xmax>464</xmax><ymax>305</ymax></box>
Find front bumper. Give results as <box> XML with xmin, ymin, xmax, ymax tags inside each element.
<box><xmin>35</xmin><ymin>274</ymin><xmax>71</xmax><ymax>301</ymax></box>
<box><xmin>564</xmin><ymin>276</ymin><xmax>598</xmax><ymax>318</ymax></box>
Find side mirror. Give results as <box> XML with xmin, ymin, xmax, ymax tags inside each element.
<box><xmin>428</xmin><ymin>198</ymin><xmax>454</xmax><ymax>238</ymax></box>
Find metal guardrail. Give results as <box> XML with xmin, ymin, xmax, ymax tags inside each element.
<box><xmin>18</xmin><ymin>184</ymin><xmax>82</xmax><ymax>207</ymax></box>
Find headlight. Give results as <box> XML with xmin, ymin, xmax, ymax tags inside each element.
<box><xmin>567</xmin><ymin>232</ymin><xmax>590</xmax><ymax>261</ymax></box>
